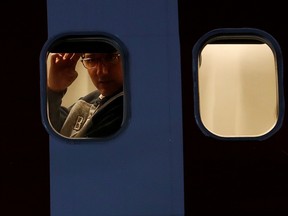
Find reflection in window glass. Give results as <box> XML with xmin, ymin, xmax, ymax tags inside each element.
<box><xmin>46</xmin><ymin>38</ymin><xmax>126</xmax><ymax>139</ymax></box>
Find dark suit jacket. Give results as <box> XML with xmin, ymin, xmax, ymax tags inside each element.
<box><xmin>47</xmin><ymin>88</ymin><xmax>124</xmax><ymax>138</ymax></box>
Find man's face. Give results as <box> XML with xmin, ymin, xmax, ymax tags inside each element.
<box><xmin>82</xmin><ymin>53</ymin><xmax>123</xmax><ymax>96</ymax></box>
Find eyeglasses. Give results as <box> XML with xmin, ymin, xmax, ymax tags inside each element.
<box><xmin>81</xmin><ymin>53</ymin><xmax>121</xmax><ymax>69</ymax></box>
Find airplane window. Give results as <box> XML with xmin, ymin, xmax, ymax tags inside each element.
<box><xmin>43</xmin><ymin>35</ymin><xmax>128</xmax><ymax>140</ymax></box>
<box><xmin>192</xmin><ymin>29</ymin><xmax>284</xmax><ymax>140</ymax></box>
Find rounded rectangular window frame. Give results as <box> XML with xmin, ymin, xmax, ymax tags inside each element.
<box><xmin>40</xmin><ymin>32</ymin><xmax>130</xmax><ymax>142</ymax></box>
<box><xmin>192</xmin><ymin>28</ymin><xmax>285</xmax><ymax>141</ymax></box>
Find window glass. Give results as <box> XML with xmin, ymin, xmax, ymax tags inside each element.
<box><xmin>193</xmin><ymin>29</ymin><xmax>284</xmax><ymax>140</ymax></box>
<box><xmin>44</xmin><ymin>35</ymin><xmax>127</xmax><ymax>139</ymax></box>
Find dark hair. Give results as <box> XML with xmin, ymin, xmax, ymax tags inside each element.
<box><xmin>49</xmin><ymin>40</ymin><xmax>117</xmax><ymax>53</ymax></box>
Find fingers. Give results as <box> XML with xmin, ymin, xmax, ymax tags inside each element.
<box><xmin>70</xmin><ymin>53</ymin><xmax>81</xmax><ymax>62</ymax></box>
<box><xmin>48</xmin><ymin>53</ymin><xmax>80</xmax><ymax>91</ymax></box>
<box><xmin>50</xmin><ymin>53</ymin><xmax>81</xmax><ymax>63</ymax></box>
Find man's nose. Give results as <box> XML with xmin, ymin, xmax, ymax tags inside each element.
<box><xmin>95</xmin><ymin>62</ymin><xmax>108</xmax><ymax>75</ymax></box>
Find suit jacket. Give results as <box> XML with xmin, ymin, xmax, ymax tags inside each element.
<box><xmin>47</xmin><ymin>88</ymin><xmax>124</xmax><ymax>138</ymax></box>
